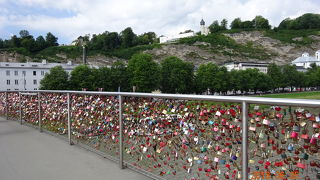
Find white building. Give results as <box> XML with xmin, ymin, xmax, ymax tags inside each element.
<box><xmin>0</xmin><ymin>60</ymin><xmax>78</xmax><ymax>91</ymax></box>
<box><xmin>200</xmin><ymin>19</ymin><xmax>210</xmax><ymax>36</ymax></box>
<box><xmin>223</xmin><ymin>62</ymin><xmax>269</xmax><ymax>73</ymax></box>
<box><xmin>292</xmin><ymin>50</ymin><xmax>320</xmax><ymax>69</ymax></box>
<box><xmin>160</xmin><ymin>19</ymin><xmax>211</xmax><ymax>43</ymax></box>
<box><xmin>159</xmin><ymin>31</ymin><xmax>195</xmax><ymax>43</ymax></box>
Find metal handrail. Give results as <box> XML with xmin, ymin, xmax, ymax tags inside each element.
<box><xmin>2</xmin><ymin>90</ymin><xmax>320</xmax><ymax>180</ymax></box>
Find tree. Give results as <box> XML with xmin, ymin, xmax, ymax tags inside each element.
<box><xmin>241</xmin><ymin>21</ymin><xmax>254</xmax><ymax>29</ymax></box>
<box><xmin>35</xmin><ymin>36</ymin><xmax>46</xmax><ymax>51</ymax></box>
<box><xmin>231</xmin><ymin>18</ymin><xmax>242</xmax><ymax>29</ymax></box>
<box><xmin>195</xmin><ymin>63</ymin><xmax>219</xmax><ymax>94</ymax></box>
<box><xmin>220</xmin><ymin>19</ymin><xmax>228</xmax><ymax>30</ymax></box>
<box><xmin>110</xmin><ymin>61</ymin><xmax>130</xmax><ymax>92</ymax></box>
<box><xmin>127</xmin><ymin>53</ymin><xmax>160</xmax><ymax>92</ymax></box>
<box><xmin>92</xmin><ymin>67</ymin><xmax>112</xmax><ymax>91</ymax></box>
<box><xmin>160</xmin><ymin>56</ymin><xmax>194</xmax><ymax>94</ymax></box>
<box><xmin>278</xmin><ymin>18</ymin><xmax>292</xmax><ymax>29</ymax></box>
<box><xmin>21</xmin><ymin>37</ymin><xmax>37</xmax><ymax>52</ymax></box>
<box><xmin>209</xmin><ymin>20</ymin><xmax>221</xmax><ymax>33</ymax></box>
<box><xmin>282</xmin><ymin>65</ymin><xmax>299</xmax><ymax>91</ymax></box>
<box><xmin>120</xmin><ymin>27</ymin><xmax>137</xmax><ymax>48</ymax></box>
<box><xmin>10</xmin><ymin>35</ymin><xmax>21</xmax><ymax>48</ymax></box>
<box><xmin>103</xmin><ymin>32</ymin><xmax>121</xmax><ymax>50</ymax></box>
<box><xmin>45</xmin><ymin>32</ymin><xmax>59</xmax><ymax>47</ymax></box>
<box><xmin>255</xmin><ymin>73</ymin><xmax>272</xmax><ymax>93</ymax></box>
<box><xmin>137</xmin><ymin>32</ymin><xmax>157</xmax><ymax>45</ymax></box>
<box><xmin>267</xmin><ymin>63</ymin><xmax>282</xmax><ymax>91</ymax></box>
<box><xmin>0</xmin><ymin>38</ymin><xmax>3</xmax><ymax>49</ymax></box>
<box><xmin>253</xmin><ymin>15</ymin><xmax>271</xmax><ymax>29</ymax></box>
<box><xmin>69</xmin><ymin>65</ymin><xmax>96</xmax><ymax>90</ymax></box>
<box><xmin>19</xmin><ymin>30</ymin><xmax>30</xmax><ymax>38</ymax></box>
<box><xmin>40</xmin><ymin>66</ymin><xmax>69</xmax><ymax>90</ymax></box>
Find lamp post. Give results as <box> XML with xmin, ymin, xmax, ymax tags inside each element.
<box><xmin>78</xmin><ymin>36</ymin><xmax>87</xmax><ymax>65</ymax></box>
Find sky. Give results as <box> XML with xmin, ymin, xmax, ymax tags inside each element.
<box><xmin>0</xmin><ymin>0</ymin><xmax>319</xmax><ymax>44</ymax></box>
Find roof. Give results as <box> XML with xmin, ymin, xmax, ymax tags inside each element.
<box><xmin>200</xmin><ymin>19</ymin><xmax>205</xmax><ymax>25</ymax></box>
<box><xmin>292</xmin><ymin>56</ymin><xmax>320</xmax><ymax>63</ymax></box>
<box><xmin>0</xmin><ymin>61</ymin><xmax>79</xmax><ymax>70</ymax></box>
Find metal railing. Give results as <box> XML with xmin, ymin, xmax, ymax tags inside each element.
<box><xmin>1</xmin><ymin>90</ymin><xmax>320</xmax><ymax>180</ymax></box>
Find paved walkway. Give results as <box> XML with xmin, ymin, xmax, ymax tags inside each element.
<box><xmin>0</xmin><ymin>117</ymin><xmax>150</xmax><ymax>180</ymax></box>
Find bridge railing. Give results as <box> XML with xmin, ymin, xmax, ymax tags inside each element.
<box><xmin>0</xmin><ymin>90</ymin><xmax>320</xmax><ymax>180</ymax></box>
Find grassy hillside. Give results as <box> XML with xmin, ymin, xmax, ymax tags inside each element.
<box><xmin>264</xmin><ymin>29</ymin><xmax>320</xmax><ymax>45</ymax></box>
<box><xmin>178</xmin><ymin>33</ymin><xmax>273</xmax><ymax>60</ymax></box>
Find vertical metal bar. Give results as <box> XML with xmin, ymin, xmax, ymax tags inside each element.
<box><xmin>242</xmin><ymin>101</ymin><xmax>249</xmax><ymax>180</ymax></box>
<box><xmin>5</xmin><ymin>92</ymin><xmax>8</xmax><ymax>120</ymax></box>
<box><xmin>119</xmin><ymin>94</ymin><xmax>124</xmax><ymax>169</ymax></box>
<box><xmin>38</xmin><ymin>92</ymin><xmax>42</xmax><ymax>132</ymax></box>
<box><xmin>19</xmin><ymin>92</ymin><xmax>22</xmax><ymax>125</ymax></box>
<box><xmin>67</xmin><ymin>93</ymin><xmax>72</xmax><ymax>145</ymax></box>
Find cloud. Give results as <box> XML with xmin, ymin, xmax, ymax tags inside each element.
<box><xmin>0</xmin><ymin>0</ymin><xmax>319</xmax><ymax>44</ymax></box>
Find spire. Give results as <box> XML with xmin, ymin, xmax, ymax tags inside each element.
<box><xmin>200</xmin><ymin>19</ymin><xmax>205</xmax><ymax>26</ymax></box>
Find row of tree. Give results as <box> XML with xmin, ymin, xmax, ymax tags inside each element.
<box><xmin>0</xmin><ymin>30</ymin><xmax>59</xmax><ymax>52</ymax></box>
<box><xmin>210</xmin><ymin>13</ymin><xmax>320</xmax><ymax>32</ymax></box>
<box><xmin>278</xmin><ymin>13</ymin><xmax>320</xmax><ymax>30</ymax></box>
<box><xmin>76</xmin><ymin>27</ymin><xmax>158</xmax><ymax>51</ymax></box>
<box><xmin>40</xmin><ymin>53</ymin><xmax>320</xmax><ymax>94</ymax></box>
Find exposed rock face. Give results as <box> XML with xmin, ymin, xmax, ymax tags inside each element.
<box><xmin>224</xmin><ymin>31</ymin><xmax>320</xmax><ymax>65</ymax></box>
<box><xmin>1</xmin><ymin>31</ymin><xmax>319</xmax><ymax>66</ymax></box>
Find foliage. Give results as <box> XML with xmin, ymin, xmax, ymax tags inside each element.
<box><xmin>278</xmin><ymin>13</ymin><xmax>320</xmax><ymax>30</ymax></box>
<box><xmin>267</xmin><ymin>63</ymin><xmax>283</xmax><ymax>90</ymax></box>
<box><xmin>178</xmin><ymin>33</ymin><xmax>271</xmax><ymax>60</ymax></box>
<box><xmin>40</xmin><ymin>66</ymin><xmax>69</xmax><ymax>90</ymax></box>
<box><xmin>160</xmin><ymin>56</ymin><xmax>194</xmax><ymax>94</ymax></box>
<box><xmin>69</xmin><ymin>65</ymin><xmax>97</xmax><ymax>90</ymax></box>
<box><xmin>264</xmin><ymin>29</ymin><xmax>319</xmax><ymax>45</ymax></box>
<box><xmin>110</xmin><ymin>61</ymin><xmax>130</xmax><ymax>92</ymax></box>
<box><xmin>127</xmin><ymin>53</ymin><xmax>160</xmax><ymax>92</ymax></box>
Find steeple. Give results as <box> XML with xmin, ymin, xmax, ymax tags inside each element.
<box><xmin>200</xmin><ymin>19</ymin><xmax>205</xmax><ymax>26</ymax></box>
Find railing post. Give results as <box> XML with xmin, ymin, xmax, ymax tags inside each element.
<box><xmin>5</xmin><ymin>92</ymin><xmax>8</xmax><ymax>120</ymax></box>
<box><xmin>19</xmin><ymin>92</ymin><xmax>22</xmax><ymax>125</ymax></box>
<box><xmin>67</xmin><ymin>93</ymin><xmax>72</xmax><ymax>145</ymax></box>
<box><xmin>38</xmin><ymin>92</ymin><xmax>42</xmax><ymax>132</ymax></box>
<box><xmin>242</xmin><ymin>101</ymin><xmax>249</xmax><ymax>180</ymax></box>
<box><xmin>119</xmin><ymin>94</ymin><xmax>124</xmax><ymax>169</ymax></box>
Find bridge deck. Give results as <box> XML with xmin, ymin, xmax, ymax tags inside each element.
<box><xmin>0</xmin><ymin>117</ymin><xmax>150</xmax><ymax>180</ymax></box>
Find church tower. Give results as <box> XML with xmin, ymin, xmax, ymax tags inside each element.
<box><xmin>200</xmin><ymin>19</ymin><xmax>209</xmax><ymax>35</ymax></box>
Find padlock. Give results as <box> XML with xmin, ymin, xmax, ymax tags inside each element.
<box><xmin>293</xmin><ymin>124</ymin><xmax>300</xmax><ymax>132</ymax></box>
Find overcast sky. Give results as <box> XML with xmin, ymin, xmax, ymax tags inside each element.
<box><xmin>0</xmin><ymin>0</ymin><xmax>319</xmax><ymax>44</ymax></box>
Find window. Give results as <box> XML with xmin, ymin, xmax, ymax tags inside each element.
<box><xmin>15</xmin><ymin>80</ymin><xmax>18</xmax><ymax>85</ymax></box>
<box><xmin>7</xmin><ymin>80</ymin><xmax>10</xmax><ymax>85</ymax></box>
<box><xmin>34</xmin><ymin>88</ymin><xmax>37</xmax><ymax>90</ymax></box>
<box><xmin>22</xmin><ymin>71</ymin><xmax>26</xmax><ymax>76</ymax></box>
<box><xmin>41</xmin><ymin>71</ymin><xmax>45</xmax><ymax>76</ymax></box>
<box><xmin>33</xmin><ymin>80</ymin><xmax>37</xmax><ymax>85</ymax></box>
<box><xmin>24</xmin><ymin>80</ymin><xmax>26</xmax><ymax>85</ymax></box>
<box><xmin>6</xmin><ymin>70</ymin><xmax>10</xmax><ymax>76</ymax></box>
<box><xmin>14</xmin><ymin>89</ymin><xmax>19</xmax><ymax>90</ymax></box>
<box><xmin>14</xmin><ymin>71</ymin><xmax>18</xmax><ymax>76</ymax></box>
<box><xmin>33</xmin><ymin>71</ymin><xmax>37</xmax><ymax>76</ymax></box>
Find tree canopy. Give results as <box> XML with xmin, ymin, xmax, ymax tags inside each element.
<box><xmin>40</xmin><ymin>66</ymin><xmax>69</xmax><ymax>90</ymax></box>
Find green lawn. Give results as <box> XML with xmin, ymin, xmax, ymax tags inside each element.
<box><xmin>258</xmin><ymin>91</ymin><xmax>320</xmax><ymax>99</ymax></box>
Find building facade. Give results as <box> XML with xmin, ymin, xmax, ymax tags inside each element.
<box><xmin>292</xmin><ymin>50</ymin><xmax>320</xmax><ymax>69</ymax></box>
<box><xmin>0</xmin><ymin>60</ymin><xmax>78</xmax><ymax>91</ymax></box>
<box><xmin>159</xmin><ymin>31</ymin><xmax>195</xmax><ymax>43</ymax></box>
<box><xmin>223</xmin><ymin>62</ymin><xmax>269</xmax><ymax>73</ymax></box>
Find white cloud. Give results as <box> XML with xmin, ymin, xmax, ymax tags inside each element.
<box><xmin>1</xmin><ymin>0</ymin><xmax>319</xmax><ymax>43</ymax></box>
